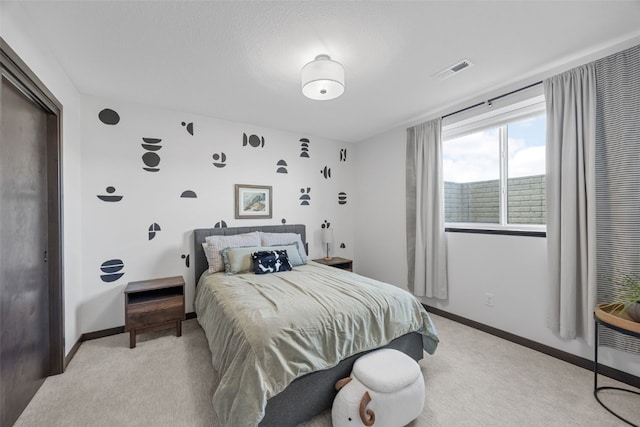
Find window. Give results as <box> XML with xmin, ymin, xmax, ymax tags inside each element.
<box><xmin>506</xmin><ymin>115</ymin><xmax>546</xmax><ymax>225</ymax></box>
<box><xmin>443</xmin><ymin>99</ymin><xmax>546</xmax><ymax>230</ymax></box>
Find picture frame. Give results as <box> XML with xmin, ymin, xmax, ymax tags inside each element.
<box><xmin>235</xmin><ymin>184</ymin><xmax>272</xmax><ymax>219</ymax></box>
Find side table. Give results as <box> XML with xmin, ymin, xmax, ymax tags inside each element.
<box><xmin>312</xmin><ymin>257</ymin><xmax>353</xmax><ymax>272</ymax></box>
<box><xmin>593</xmin><ymin>304</ymin><xmax>640</xmax><ymax>426</ymax></box>
<box><xmin>124</xmin><ymin>276</ymin><xmax>186</xmax><ymax>348</ymax></box>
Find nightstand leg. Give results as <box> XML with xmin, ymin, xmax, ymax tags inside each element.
<box><xmin>176</xmin><ymin>320</ymin><xmax>182</xmax><ymax>337</ymax></box>
<box><xmin>130</xmin><ymin>330</ymin><xmax>136</xmax><ymax>349</ymax></box>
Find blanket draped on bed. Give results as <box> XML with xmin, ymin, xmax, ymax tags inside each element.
<box><xmin>195</xmin><ymin>261</ymin><xmax>439</xmax><ymax>426</ymax></box>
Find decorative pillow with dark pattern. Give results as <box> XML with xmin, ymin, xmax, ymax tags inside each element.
<box><xmin>251</xmin><ymin>250</ymin><xmax>293</xmax><ymax>274</ymax></box>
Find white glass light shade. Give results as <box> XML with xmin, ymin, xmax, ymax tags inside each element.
<box><xmin>301</xmin><ymin>54</ymin><xmax>345</xmax><ymax>100</ymax></box>
<box><xmin>321</xmin><ymin>228</ymin><xmax>334</xmax><ymax>244</ymax></box>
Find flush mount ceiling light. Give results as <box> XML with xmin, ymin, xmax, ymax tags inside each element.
<box><xmin>301</xmin><ymin>54</ymin><xmax>345</xmax><ymax>101</ymax></box>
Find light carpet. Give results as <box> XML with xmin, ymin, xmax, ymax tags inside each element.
<box><xmin>15</xmin><ymin>315</ymin><xmax>639</xmax><ymax>426</ymax></box>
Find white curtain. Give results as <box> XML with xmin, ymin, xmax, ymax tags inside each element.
<box><xmin>406</xmin><ymin>118</ymin><xmax>448</xmax><ymax>299</ymax></box>
<box><xmin>544</xmin><ymin>64</ymin><xmax>597</xmax><ymax>343</ymax></box>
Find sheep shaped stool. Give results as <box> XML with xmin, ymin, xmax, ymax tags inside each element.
<box><xmin>332</xmin><ymin>348</ymin><xmax>425</xmax><ymax>427</ymax></box>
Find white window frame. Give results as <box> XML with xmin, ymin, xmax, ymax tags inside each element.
<box><xmin>442</xmin><ymin>94</ymin><xmax>546</xmax><ymax>233</ymax></box>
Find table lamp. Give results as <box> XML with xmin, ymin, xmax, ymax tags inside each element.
<box><xmin>322</xmin><ymin>228</ymin><xmax>334</xmax><ymax>260</ymax></box>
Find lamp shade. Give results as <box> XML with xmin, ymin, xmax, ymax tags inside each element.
<box><xmin>301</xmin><ymin>54</ymin><xmax>345</xmax><ymax>101</ymax></box>
<box><xmin>321</xmin><ymin>228</ymin><xmax>334</xmax><ymax>244</ymax></box>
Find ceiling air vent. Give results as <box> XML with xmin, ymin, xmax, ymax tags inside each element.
<box><xmin>433</xmin><ymin>59</ymin><xmax>474</xmax><ymax>81</ymax></box>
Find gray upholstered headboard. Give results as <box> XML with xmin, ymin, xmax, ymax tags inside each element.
<box><xmin>193</xmin><ymin>224</ymin><xmax>307</xmax><ymax>284</ymax></box>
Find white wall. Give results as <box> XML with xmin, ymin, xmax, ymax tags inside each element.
<box><xmin>353</xmin><ymin>126</ymin><xmax>408</xmax><ymax>285</ymax></box>
<box><xmin>79</xmin><ymin>96</ymin><xmax>355</xmax><ymax>332</ymax></box>
<box><xmin>354</xmin><ymin>124</ymin><xmax>640</xmax><ymax>378</ymax></box>
<box><xmin>5</xmin><ymin>0</ymin><xmax>639</xmax><ymax>373</ymax></box>
<box><xmin>1</xmin><ymin>3</ymin><xmax>84</xmax><ymax>356</ymax></box>
<box><xmin>2</xmin><ymin>0</ymin><xmax>355</xmax><ymax>342</ymax></box>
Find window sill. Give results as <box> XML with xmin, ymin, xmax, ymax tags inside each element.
<box><xmin>445</xmin><ymin>227</ymin><xmax>546</xmax><ymax>238</ymax></box>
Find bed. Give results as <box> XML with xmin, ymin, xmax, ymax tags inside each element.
<box><xmin>193</xmin><ymin>225</ymin><xmax>438</xmax><ymax>427</ymax></box>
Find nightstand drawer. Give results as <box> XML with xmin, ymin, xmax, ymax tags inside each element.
<box><xmin>126</xmin><ymin>295</ymin><xmax>184</xmax><ymax>330</ymax></box>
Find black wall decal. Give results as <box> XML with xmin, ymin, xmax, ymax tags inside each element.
<box><xmin>340</xmin><ymin>243</ymin><xmax>346</xmax><ymax>249</ymax></box>
<box><xmin>181</xmin><ymin>254</ymin><xmax>190</xmax><ymax>268</ymax></box>
<box><xmin>141</xmin><ymin>143</ymin><xmax>161</xmax><ymax>151</ymax></box>
<box><xmin>213</xmin><ymin>152</ymin><xmax>227</xmax><ymax>168</ymax></box>
<box><xmin>148</xmin><ymin>223</ymin><xmax>161</xmax><ymax>240</ymax></box>
<box><xmin>340</xmin><ymin>148</ymin><xmax>347</xmax><ymax>162</ymax></box>
<box><xmin>142</xmin><ymin>153</ymin><xmax>160</xmax><ymax>169</ymax></box>
<box><xmin>281</xmin><ymin>218</ymin><xmax>287</xmax><ymax>224</ymax></box>
<box><xmin>300</xmin><ymin>138</ymin><xmax>310</xmax><ymax>158</ymax></box>
<box><xmin>276</xmin><ymin>160</ymin><xmax>288</xmax><ymax>174</ymax></box>
<box><xmin>99</xmin><ymin>108</ymin><xmax>120</xmax><ymax>125</ymax></box>
<box><xmin>100</xmin><ymin>259</ymin><xmax>124</xmax><ymax>282</ymax></box>
<box><xmin>338</xmin><ymin>192</ymin><xmax>347</xmax><ymax>205</ymax></box>
<box><xmin>320</xmin><ymin>166</ymin><xmax>331</xmax><ymax>179</ymax></box>
<box><xmin>97</xmin><ymin>186</ymin><xmax>123</xmax><ymax>202</ymax></box>
<box><xmin>141</xmin><ymin>138</ymin><xmax>162</xmax><ymax>172</ymax></box>
<box><xmin>180</xmin><ymin>190</ymin><xmax>197</xmax><ymax>198</ymax></box>
<box><xmin>214</xmin><ymin>220</ymin><xmax>228</xmax><ymax>228</ymax></box>
<box><xmin>243</xmin><ymin>133</ymin><xmax>265</xmax><ymax>148</ymax></box>
<box><xmin>321</xmin><ymin>220</ymin><xmax>331</xmax><ymax>229</ymax></box>
<box><xmin>181</xmin><ymin>121</ymin><xmax>194</xmax><ymax>135</ymax></box>
<box><xmin>299</xmin><ymin>187</ymin><xmax>311</xmax><ymax>206</ymax></box>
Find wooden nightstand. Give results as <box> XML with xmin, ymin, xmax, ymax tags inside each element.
<box><xmin>124</xmin><ymin>276</ymin><xmax>185</xmax><ymax>348</ymax></box>
<box><xmin>312</xmin><ymin>257</ymin><xmax>353</xmax><ymax>272</ymax></box>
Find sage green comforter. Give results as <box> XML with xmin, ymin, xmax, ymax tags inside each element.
<box><xmin>195</xmin><ymin>261</ymin><xmax>439</xmax><ymax>426</ymax></box>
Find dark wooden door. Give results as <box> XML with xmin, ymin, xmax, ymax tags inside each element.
<box><xmin>0</xmin><ymin>74</ymin><xmax>50</xmax><ymax>427</ymax></box>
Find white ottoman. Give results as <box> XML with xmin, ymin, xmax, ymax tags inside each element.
<box><xmin>332</xmin><ymin>348</ymin><xmax>425</xmax><ymax>427</ymax></box>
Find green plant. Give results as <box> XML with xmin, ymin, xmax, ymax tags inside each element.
<box><xmin>611</xmin><ymin>273</ymin><xmax>640</xmax><ymax>314</ymax></box>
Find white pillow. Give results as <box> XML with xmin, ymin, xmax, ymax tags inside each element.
<box><xmin>259</xmin><ymin>232</ymin><xmax>307</xmax><ymax>263</ymax></box>
<box><xmin>203</xmin><ymin>231</ymin><xmax>261</xmax><ymax>273</ymax></box>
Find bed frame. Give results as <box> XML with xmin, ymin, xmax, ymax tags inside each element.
<box><xmin>193</xmin><ymin>225</ymin><xmax>423</xmax><ymax>427</ymax></box>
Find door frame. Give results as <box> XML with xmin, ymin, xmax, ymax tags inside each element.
<box><xmin>1</xmin><ymin>37</ymin><xmax>64</xmax><ymax>375</ymax></box>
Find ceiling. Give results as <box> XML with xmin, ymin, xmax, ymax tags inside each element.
<box><xmin>7</xmin><ymin>1</ymin><xmax>640</xmax><ymax>143</ymax></box>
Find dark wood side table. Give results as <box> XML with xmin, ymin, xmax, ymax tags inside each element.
<box><xmin>124</xmin><ymin>276</ymin><xmax>185</xmax><ymax>348</ymax></box>
<box><xmin>312</xmin><ymin>257</ymin><xmax>353</xmax><ymax>272</ymax></box>
<box><xmin>593</xmin><ymin>304</ymin><xmax>640</xmax><ymax>426</ymax></box>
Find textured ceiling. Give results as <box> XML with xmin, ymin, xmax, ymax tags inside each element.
<box><xmin>6</xmin><ymin>1</ymin><xmax>640</xmax><ymax>142</ymax></box>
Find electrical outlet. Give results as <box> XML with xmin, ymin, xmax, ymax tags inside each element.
<box><xmin>484</xmin><ymin>293</ymin><xmax>494</xmax><ymax>307</ymax></box>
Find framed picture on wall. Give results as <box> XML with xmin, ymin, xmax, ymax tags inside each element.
<box><xmin>235</xmin><ymin>184</ymin><xmax>272</xmax><ymax>219</ymax></box>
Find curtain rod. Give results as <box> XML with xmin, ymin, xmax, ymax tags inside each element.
<box><xmin>441</xmin><ymin>80</ymin><xmax>543</xmax><ymax>120</ymax></box>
